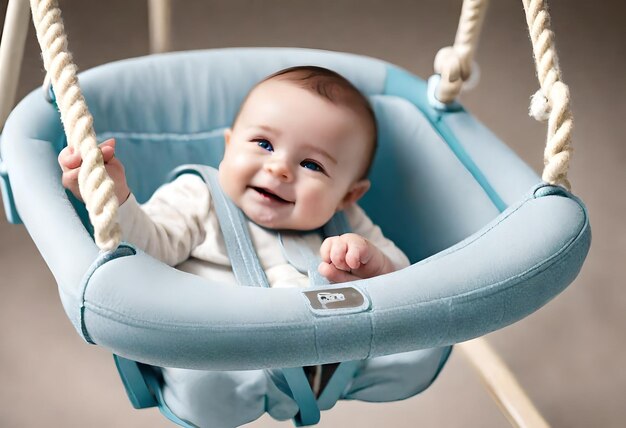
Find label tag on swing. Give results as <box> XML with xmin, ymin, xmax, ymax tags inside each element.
<box><xmin>303</xmin><ymin>286</ymin><xmax>370</xmax><ymax>316</ymax></box>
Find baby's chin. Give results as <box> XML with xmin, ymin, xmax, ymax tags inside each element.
<box><xmin>247</xmin><ymin>215</ymin><xmax>315</xmax><ymax>231</ymax></box>
<box><xmin>243</xmin><ymin>209</ymin><xmax>328</xmax><ymax>232</ymax></box>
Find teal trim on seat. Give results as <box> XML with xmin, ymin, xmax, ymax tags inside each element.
<box><xmin>0</xmin><ymin>154</ymin><xmax>22</xmax><ymax>224</ymax></box>
<box><xmin>384</xmin><ymin>66</ymin><xmax>507</xmax><ymax>212</ymax></box>
<box><xmin>113</xmin><ymin>355</ymin><xmax>158</xmax><ymax>409</ymax></box>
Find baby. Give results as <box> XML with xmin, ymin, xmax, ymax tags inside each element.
<box><xmin>59</xmin><ymin>66</ymin><xmax>409</xmax><ymax>284</ymax></box>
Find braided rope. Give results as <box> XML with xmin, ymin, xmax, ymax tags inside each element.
<box><xmin>523</xmin><ymin>0</ymin><xmax>573</xmax><ymax>190</ymax></box>
<box><xmin>434</xmin><ymin>0</ymin><xmax>489</xmax><ymax>103</ymax></box>
<box><xmin>30</xmin><ymin>0</ymin><xmax>121</xmax><ymax>251</ymax></box>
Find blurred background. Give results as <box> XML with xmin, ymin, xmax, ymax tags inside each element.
<box><xmin>0</xmin><ymin>0</ymin><xmax>624</xmax><ymax>426</ymax></box>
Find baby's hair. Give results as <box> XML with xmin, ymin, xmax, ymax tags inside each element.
<box><xmin>234</xmin><ymin>66</ymin><xmax>378</xmax><ymax>179</ymax></box>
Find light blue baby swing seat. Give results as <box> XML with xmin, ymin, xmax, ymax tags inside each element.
<box><xmin>0</xmin><ymin>47</ymin><xmax>590</xmax><ymax>426</ymax></box>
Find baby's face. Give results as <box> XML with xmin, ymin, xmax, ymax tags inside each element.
<box><xmin>219</xmin><ymin>79</ymin><xmax>371</xmax><ymax>230</ymax></box>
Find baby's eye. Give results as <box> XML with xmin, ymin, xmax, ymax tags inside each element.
<box><xmin>255</xmin><ymin>139</ymin><xmax>274</xmax><ymax>152</ymax></box>
<box><xmin>301</xmin><ymin>160</ymin><xmax>324</xmax><ymax>173</ymax></box>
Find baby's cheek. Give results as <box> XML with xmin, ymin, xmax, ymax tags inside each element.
<box><xmin>222</xmin><ymin>154</ymin><xmax>252</xmax><ymax>181</ymax></box>
<box><xmin>306</xmin><ymin>185</ymin><xmax>332</xmax><ymax>207</ymax></box>
<box><xmin>290</xmin><ymin>180</ymin><xmax>335</xmax><ymax>227</ymax></box>
<box><xmin>219</xmin><ymin>162</ymin><xmax>245</xmax><ymax>198</ymax></box>
<box><xmin>225</xmin><ymin>152</ymin><xmax>249</xmax><ymax>169</ymax></box>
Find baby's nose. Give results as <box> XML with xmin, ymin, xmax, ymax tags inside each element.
<box><xmin>265</xmin><ymin>158</ymin><xmax>293</xmax><ymax>181</ymax></box>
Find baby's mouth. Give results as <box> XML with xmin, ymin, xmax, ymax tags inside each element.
<box><xmin>251</xmin><ymin>187</ymin><xmax>292</xmax><ymax>204</ymax></box>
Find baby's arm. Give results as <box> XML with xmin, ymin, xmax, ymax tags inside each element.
<box><xmin>59</xmin><ymin>138</ymin><xmax>209</xmax><ymax>266</ymax></box>
<box><xmin>116</xmin><ymin>175</ymin><xmax>210</xmax><ymax>266</ymax></box>
<box><xmin>58</xmin><ymin>138</ymin><xmax>130</xmax><ymax>204</ymax></box>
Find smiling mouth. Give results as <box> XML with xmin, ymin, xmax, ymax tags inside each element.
<box><xmin>251</xmin><ymin>187</ymin><xmax>292</xmax><ymax>204</ymax></box>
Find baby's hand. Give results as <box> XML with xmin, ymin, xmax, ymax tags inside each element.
<box><xmin>318</xmin><ymin>233</ymin><xmax>392</xmax><ymax>283</ymax></box>
<box><xmin>58</xmin><ymin>138</ymin><xmax>130</xmax><ymax>204</ymax></box>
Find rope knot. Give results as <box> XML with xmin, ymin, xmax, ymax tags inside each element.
<box><xmin>433</xmin><ymin>46</ymin><xmax>470</xmax><ymax>103</ymax></box>
<box><xmin>434</xmin><ymin>46</ymin><xmax>472</xmax><ymax>83</ymax></box>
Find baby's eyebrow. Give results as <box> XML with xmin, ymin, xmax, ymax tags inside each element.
<box><xmin>251</xmin><ymin>124</ymin><xmax>280</xmax><ymax>136</ymax></box>
<box><xmin>302</xmin><ymin>144</ymin><xmax>337</xmax><ymax>165</ymax></box>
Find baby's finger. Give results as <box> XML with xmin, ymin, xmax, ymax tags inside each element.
<box><xmin>99</xmin><ymin>138</ymin><xmax>116</xmax><ymax>149</ymax></box>
<box><xmin>345</xmin><ymin>238</ymin><xmax>369</xmax><ymax>270</ymax></box>
<box><xmin>61</xmin><ymin>167</ymin><xmax>79</xmax><ymax>185</ymax></box>
<box><xmin>100</xmin><ymin>145</ymin><xmax>115</xmax><ymax>163</ymax></box>
<box><xmin>61</xmin><ymin>170</ymin><xmax>81</xmax><ymax>199</ymax></box>
<box><xmin>320</xmin><ymin>237</ymin><xmax>335</xmax><ymax>263</ymax></box>
<box><xmin>58</xmin><ymin>146</ymin><xmax>82</xmax><ymax>171</ymax></box>
<box><xmin>99</xmin><ymin>139</ymin><xmax>116</xmax><ymax>162</ymax></box>
<box><xmin>329</xmin><ymin>239</ymin><xmax>350</xmax><ymax>271</ymax></box>
<box><xmin>318</xmin><ymin>262</ymin><xmax>360</xmax><ymax>284</ymax></box>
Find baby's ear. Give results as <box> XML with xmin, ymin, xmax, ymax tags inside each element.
<box><xmin>224</xmin><ymin>128</ymin><xmax>232</xmax><ymax>145</ymax></box>
<box><xmin>339</xmin><ymin>179</ymin><xmax>371</xmax><ymax>210</ymax></box>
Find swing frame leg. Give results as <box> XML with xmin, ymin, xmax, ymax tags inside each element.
<box><xmin>0</xmin><ymin>0</ymin><xmax>30</xmax><ymax>132</ymax></box>
<box><xmin>458</xmin><ymin>337</ymin><xmax>550</xmax><ymax>428</ymax></box>
<box><xmin>148</xmin><ymin>0</ymin><xmax>172</xmax><ymax>54</ymax></box>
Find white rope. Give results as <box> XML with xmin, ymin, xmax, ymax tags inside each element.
<box><xmin>523</xmin><ymin>0</ymin><xmax>573</xmax><ymax>190</ymax></box>
<box><xmin>29</xmin><ymin>0</ymin><xmax>121</xmax><ymax>251</ymax></box>
<box><xmin>434</xmin><ymin>0</ymin><xmax>489</xmax><ymax>103</ymax></box>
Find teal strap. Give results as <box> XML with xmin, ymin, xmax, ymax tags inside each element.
<box><xmin>0</xmin><ymin>157</ymin><xmax>22</xmax><ymax>224</ymax></box>
<box><xmin>113</xmin><ymin>355</ymin><xmax>196</xmax><ymax>427</ymax></box>
<box><xmin>113</xmin><ymin>355</ymin><xmax>158</xmax><ymax>409</ymax></box>
<box><xmin>316</xmin><ymin>360</ymin><xmax>361</xmax><ymax>410</ymax></box>
<box><xmin>282</xmin><ymin>367</ymin><xmax>321</xmax><ymax>426</ymax></box>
